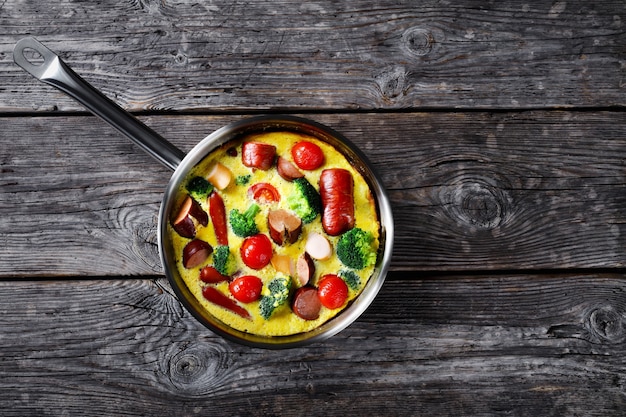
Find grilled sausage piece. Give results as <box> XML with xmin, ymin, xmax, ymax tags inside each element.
<box><xmin>242</xmin><ymin>142</ymin><xmax>276</xmax><ymax>170</ymax></box>
<box><xmin>319</xmin><ymin>168</ymin><xmax>355</xmax><ymax>236</ymax></box>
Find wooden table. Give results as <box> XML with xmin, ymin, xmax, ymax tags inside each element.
<box><xmin>1</xmin><ymin>1</ymin><xmax>625</xmax><ymax>415</ymax></box>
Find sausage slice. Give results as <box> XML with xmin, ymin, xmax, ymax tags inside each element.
<box><xmin>267</xmin><ymin>209</ymin><xmax>302</xmax><ymax>245</ymax></box>
<box><xmin>296</xmin><ymin>252</ymin><xmax>315</xmax><ymax>286</ymax></box>
<box><xmin>292</xmin><ymin>286</ymin><xmax>322</xmax><ymax>320</ymax></box>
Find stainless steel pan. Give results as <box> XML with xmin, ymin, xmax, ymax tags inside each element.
<box><xmin>13</xmin><ymin>37</ymin><xmax>393</xmax><ymax>348</ymax></box>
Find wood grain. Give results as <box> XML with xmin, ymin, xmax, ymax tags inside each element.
<box><xmin>0</xmin><ymin>274</ymin><xmax>624</xmax><ymax>416</ymax></box>
<box><xmin>1</xmin><ymin>111</ymin><xmax>624</xmax><ymax>276</ymax></box>
<box><xmin>1</xmin><ymin>2</ymin><xmax>625</xmax><ymax>415</ymax></box>
<box><xmin>1</xmin><ymin>0</ymin><xmax>624</xmax><ymax>112</ymax></box>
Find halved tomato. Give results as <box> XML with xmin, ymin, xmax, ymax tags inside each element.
<box><xmin>248</xmin><ymin>182</ymin><xmax>280</xmax><ymax>203</ymax></box>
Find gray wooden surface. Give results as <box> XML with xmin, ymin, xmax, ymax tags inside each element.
<box><xmin>1</xmin><ymin>1</ymin><xmax>625</xmax><ymax>416</ymax></box>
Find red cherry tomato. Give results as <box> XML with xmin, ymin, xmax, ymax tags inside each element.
<box><xmin>317</xmin><ymin>274</ymin><xmax>348</xmax><ymax>309</ymax></box>
<box><xmin>291</xmin><ymin>141</ymin><xmax>325</xmax><ymax>170</ymax></box>
<box><xmin>248</xmin><ymin>182</ymin><xmax>280</xmax><ymax>203</ymax></box>
<box><xmin>229</xmin><ymin>275</ymin><xmax>263</xmax><ymax>303</ymax></box>
<box><xmin>240</xmin><ymin>234</ymin><xmax>273</xmax><ymax>269</ymax></box>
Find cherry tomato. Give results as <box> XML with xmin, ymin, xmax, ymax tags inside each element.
<box><xmin>248</xmin><ymin>182</ymin><xmax>280</xmax><ymax>203</ymax></box>
<box><xmin>240</xmin><ymin>234</ymin><xmax>273</xmax><ymax>269</ymax></box>
<box><xmin>229</xmin><ymin>275</ymin><xmax>263</xmax><ymax>303</ymax></box>
<box><xmin>317</xmin><ymin>274</ymin><xmax>348</xmax><ymax>309</ymax></box>
<box><xmin>291</xmin><ymin>141</ymin><xmax>325</xmax><ymax>170</ymax></box>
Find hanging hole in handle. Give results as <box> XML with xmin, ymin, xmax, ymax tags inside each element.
<box><xmin>22</xmin><ymin>47</ymin><xmax>45</xmax><ymax>66</ymax></box>
<box><xmin>14</xmin><ymin>37</ymin><xmax>59</xmax><ymax>79</ymax></box>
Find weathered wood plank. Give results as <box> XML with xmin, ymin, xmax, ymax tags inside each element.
<box><xmin>0</xmin><ymin>274</ymin><xmax>624</xmax><ymax>416</ymax></box>
<box><xmin>1</xmin><ymin>0</ymin><xmax>624</xmax><ymax>112</ymax></box>
<box><xmin>1</xmin><ymin>111</ymin><xmax>624</xmax><ymax>276</ymax></box>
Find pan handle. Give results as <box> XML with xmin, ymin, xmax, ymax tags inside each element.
<box><xmin>13</xmin><ymin>37</ymin><xmax>185</xmax><ymax>171</ymax></box>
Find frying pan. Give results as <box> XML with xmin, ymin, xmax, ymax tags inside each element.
<box><xmin>13</xmin><ymin>37</ymin><xmax>393</xmax><ymax>348</ymax></box>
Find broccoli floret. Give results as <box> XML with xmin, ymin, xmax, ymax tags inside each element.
<box><xmin>235</xmin><ymin>174</ymin><xmax>251</xmax><ymax>186</ymax></box>
<box><xmin>212</xmin><ymin>245</ymin><xmax>237</xmax><ymax>276</ymax></box>
<box><xmin>229</xmin><ymin>204</ymin><xmax>260</xmax><ymax>237</ymax></box>
<box><xmin>186</xmin><ymin>176</ymin><xmax>213</xmax><ymax>201</ymax></box>
<box><xmin>287</xmin><ymin>177</ymin><xmax>321</xmax><ymax>224</ymax></box>
<box><xmin>259</xmin><ymin>277</ymin><xmax>292</xmax><ymax>319</ymax></box>
<box><xmin>339</xmin><ymin>269</ymin><xmax>361</xmax><ymax>291</ymax></box>
<box><xmin>336</xmin><ymin>228</ymin><xmax>378</xmax><ymax>270</ymax></box>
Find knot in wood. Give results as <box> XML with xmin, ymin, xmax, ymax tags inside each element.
<box><xmin>446</xmin><ymin>180</ymin><xmax>508</xmax><ymax>230</ymax></box>
<box><xmin>402</xmin><ymin>27</ymin><xmax>435</xmax><ymax>57</ymax></box>
<box><xmin>174</xmin><ymin>51</ymin><xmax>188</xmax><ymax>65</ymax></box>
<box><xmin>132</xmin><ymin>217</ymin><xmax>162</xmax><ymax>274</ymax></box>
<box><xmin>374</xmin><ymin>66</ymin><xmax>409</xmax><ymax>102</ymax></box>
<box><xmin>585</xmin><ymin>306</ymin><xmax>626</xmax><ymax>344</ymax></box>
<box><xmin>163</xmin><ymin>341</ymin><xmax>230</xmax><ymax>395</ymax></box>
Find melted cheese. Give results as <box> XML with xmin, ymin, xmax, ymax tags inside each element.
<box><xmin>169</xmin><ymin>131</ymin><xmax>379</xmax><ymax>336</ymax></box>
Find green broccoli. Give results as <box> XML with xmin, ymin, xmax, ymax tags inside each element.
<box><xmin>336</xmin><ymin>227</ymin><xmax>378</xmax><ymax>270</ymax></box>
<box><xmin>212</xmin><ymin>245</ymin><xmax>237</xmax><ymax>276</ymax></box>
<box><xmin>339</xmin><ymin>269</ymin><xmax>361</xmax><ymax>291</ymax></box>
<box><xmin>287</xmin><ymin>177</ymin><xmax>321</xmax><ymax>224</ymax></box>
<box><xmin>229</xmin><ymin>204</ymin><xmax>260</xmax><ymax>237</ymax></box>
<box><xmin>235</xmin><ymin>174</ymin><xmax>251</xmax><ymax>186</ymax></box>
<box><xmin>186</xmin><ymin>176</ymin><xmax>213</xmax><ymax>201</ymax></box>
<box><xmin>259</xmin><ymin>277</ymin><xmax>292</xmax><ymax>319</ymax></box>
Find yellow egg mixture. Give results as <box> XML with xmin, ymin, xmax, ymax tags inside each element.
<box><xmin>168</xmin><ymin>131</ymin><xmax>379</xmax><ymax>336</ymax></box>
